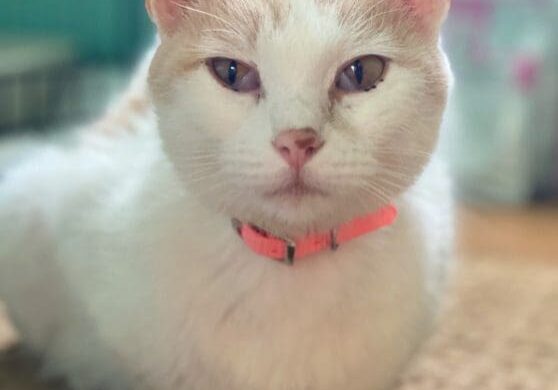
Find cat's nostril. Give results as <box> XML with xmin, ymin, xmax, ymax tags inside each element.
<box><xmin>295</xmin><ymin>137</ymin><xmax>318</xmax><ymax>150</ymax></box>
<box><xmin>306</xmin><ymin>146</ymin><xmax>317</xmax><ymax>157</ymax></box>
<box><xmin>279</xmin><ymin>146</ymin><xmax>291</xmax><ymax>157</ymax></box>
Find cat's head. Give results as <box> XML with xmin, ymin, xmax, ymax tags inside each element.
<box><xmin>147</xmin><ymin>0</ymin><xmax>451</xmax><ymax>237</ymax></box>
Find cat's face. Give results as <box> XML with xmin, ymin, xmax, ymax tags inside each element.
<box><xmin>148</xmin><ymin>0</ymin><xmax>451</xmax><ymax>237</ymax></box>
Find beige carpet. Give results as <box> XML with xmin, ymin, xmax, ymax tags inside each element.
<box><xmin>397</xmin><ymin>257</ymin><xmax>558</xmax><ymax>390</ymax></box>
<box><xmin>1</xmin><ymin>256</ymin><xmax>558</xmax><ymax>389</ymax></box>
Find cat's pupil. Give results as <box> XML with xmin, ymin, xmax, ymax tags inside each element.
<box><xmin>352</xmin><ymin>60</ymin><xmax>364</xmax><ymax>84</ymax></box>
<box><xmin>228</xmin><ymin>61</ymin><xmax>238</xmax><ymax>85</ymax></box>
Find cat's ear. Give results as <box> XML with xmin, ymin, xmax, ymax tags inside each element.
<box><xmin>146</xmin><ymin>0</ymin><xmax>191</xmax><ymax>34</ymax></box>
<box><xmin>406</xmin><ymin>0</ymin><xmax>451</xmax><ymax>32</ymax></box>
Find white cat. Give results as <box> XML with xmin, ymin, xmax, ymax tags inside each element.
<box><xmin>0</xmin><ymin>0</ymin><xmax>453</xmax><ymax>389</ymax></box>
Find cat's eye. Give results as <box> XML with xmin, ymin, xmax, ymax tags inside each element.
<box><xmin>208</xmin><ymin>58</ymin><xmax>260</xmax><ymax>93</ymax></box>
<box><xmin>336</xmin><ymin>55</ymin><xmax>387</xmax><ymax>93</ymax></box>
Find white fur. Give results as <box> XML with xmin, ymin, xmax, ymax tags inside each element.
<box><xmin>0</xmin><ymin>1</ymin><xmax>453</xmax><ymax>389</ymax></box>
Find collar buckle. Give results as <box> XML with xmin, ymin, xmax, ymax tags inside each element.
<box><xmin>232</xmin><ymin>218</ymin><xmax>243</xmax><ymax>236</ymax></box>
<box><xmin>283</xmin><ymin>239</ymin><xmax>297</xmax><ymax>266</ymax></box>
<box><xmin>330</xmin><ymin>229</ymin><xmax>339</xmax><ymax>251</ymax></box>
<box><xmin>281</xmin><ymin>229</ymin><xmax>340</xmax><ymax>266</ymax></box>
<box><xmin>233</xmin><ymin>218</ymin><xmax>297</xmax><ymax>266</ymax></box>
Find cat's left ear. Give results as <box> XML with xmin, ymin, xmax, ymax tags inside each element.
<box><xmin>406</xmin><ymin>0</ymin><xmax>451</xmax><ymax>32</ymax></box>
<box><xmin>146</xmin><ymin>0</ymin><xmax>191</xmax><ymax>34</ymax></box>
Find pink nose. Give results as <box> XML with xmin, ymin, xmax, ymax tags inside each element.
<box><xmin>273</xmin><ymin>128</ymin><xmax>324</xmax><ymax>170</ymax></box>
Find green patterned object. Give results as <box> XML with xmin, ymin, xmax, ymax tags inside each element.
<box><xmin>0</xmin><ymin>0</ymin><xmax>153</xmax><ymax>63</ymax></box>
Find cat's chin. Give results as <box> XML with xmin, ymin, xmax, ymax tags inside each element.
<box><xmin>181</xmin><ymin>169</ymin><xmax>387</xmax><ymax>238</ymax></box>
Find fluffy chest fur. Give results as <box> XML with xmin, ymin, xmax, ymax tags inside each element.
<box><xmin>0</xmin><ymin>134</ymin><xmax>452</xmax><ymax>390</ymax></box>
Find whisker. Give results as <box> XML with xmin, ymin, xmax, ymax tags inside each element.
<box><xmin>173</xmin><ymin>2</ymin><xmax>241</xmax><ymax>34</ymax></box>
<box><xmin>374</xmin><ymin>170</ymin><xmax>418</xmax><ymax>181</ymax></box>
<box><xmin>354</xmin><ymin>180</ymin><xmax>392</xmax><ymax>205</ymax></box>
<box><xmin>182</xmin><ymin>156</ymin><xmax>221</xmax><ymax>163</ymax></box>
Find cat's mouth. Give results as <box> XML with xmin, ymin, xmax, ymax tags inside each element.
<box><xmin>265</xmin><ymin>178</ymin><xmax>327</xmax><ymax>199</ymax></box>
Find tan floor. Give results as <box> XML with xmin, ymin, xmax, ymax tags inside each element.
<box><xmin>397</xmin><ymin>256</ymin><xmax>558</xmax><ymax>389</ymax></box>
<box><xmin>456</xmin><ymin>205</ymin><xmax>558</xmax><ymax>263</ymax></box>
<box><xmin>1</xmin><ymin>205</ymin><xmax>558</xmax><ymax>389</ymax></box>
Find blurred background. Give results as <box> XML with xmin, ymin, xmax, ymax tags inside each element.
<box><xmin>1</xmin><ymin>1</ymin><xmax>558</xmax><ymax>389</ymax></box>
<box><xmin>0</xmin><ymin>0</ymin><xmax>153</xmax><ymax>133</ymax></box>
<box><xmin>443</xmin><ymin>0</ymin><xmax>558</xmax><ymax>205</ymax></box>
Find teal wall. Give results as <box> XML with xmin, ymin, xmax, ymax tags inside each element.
<box><xmin>0</xmin><ymin>0</ymin><xmax>154</xmax><ymax>64</ymax></box>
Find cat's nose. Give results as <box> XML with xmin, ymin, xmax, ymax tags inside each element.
<box><xmin>273</xmin><ymin>128</ymin><xmax>324</xmax><ymax>170</ymax></box>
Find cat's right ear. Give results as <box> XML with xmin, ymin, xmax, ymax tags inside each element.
<box><xmin>146</xmin><ymin>0</ymin><xmax>190</xmax><ymax>34</ymax></box>
<box><xmin>406</xmin><ymin>0</ymin><xmax>451</xmax><ymax>32</ymax></box>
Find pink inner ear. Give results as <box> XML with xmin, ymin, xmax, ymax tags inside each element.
<box><xmin>406</xmin><ymin>0</ymin><xmax>451</xmax><ymax>27</ymax></box>
<box><xmin>147</xmin><ymin>0</ymin><xmax>187</xmax><ymax>33</ymax></box>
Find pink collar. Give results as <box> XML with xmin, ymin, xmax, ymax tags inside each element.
<box><xmin>233</xmin><ymin>205</ymin><xmax>398</xmax><ymax>265</ymax></box>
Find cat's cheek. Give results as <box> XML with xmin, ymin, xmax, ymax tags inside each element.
<box><xmin>166</xmin><ymin>73</ymin><xmax>254</xmax><ymax>140</ymax></box>
<box><xmin>336</xmin><ymin>93</ymin><xmax>391</xmax><ymax>140</ymax></box>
